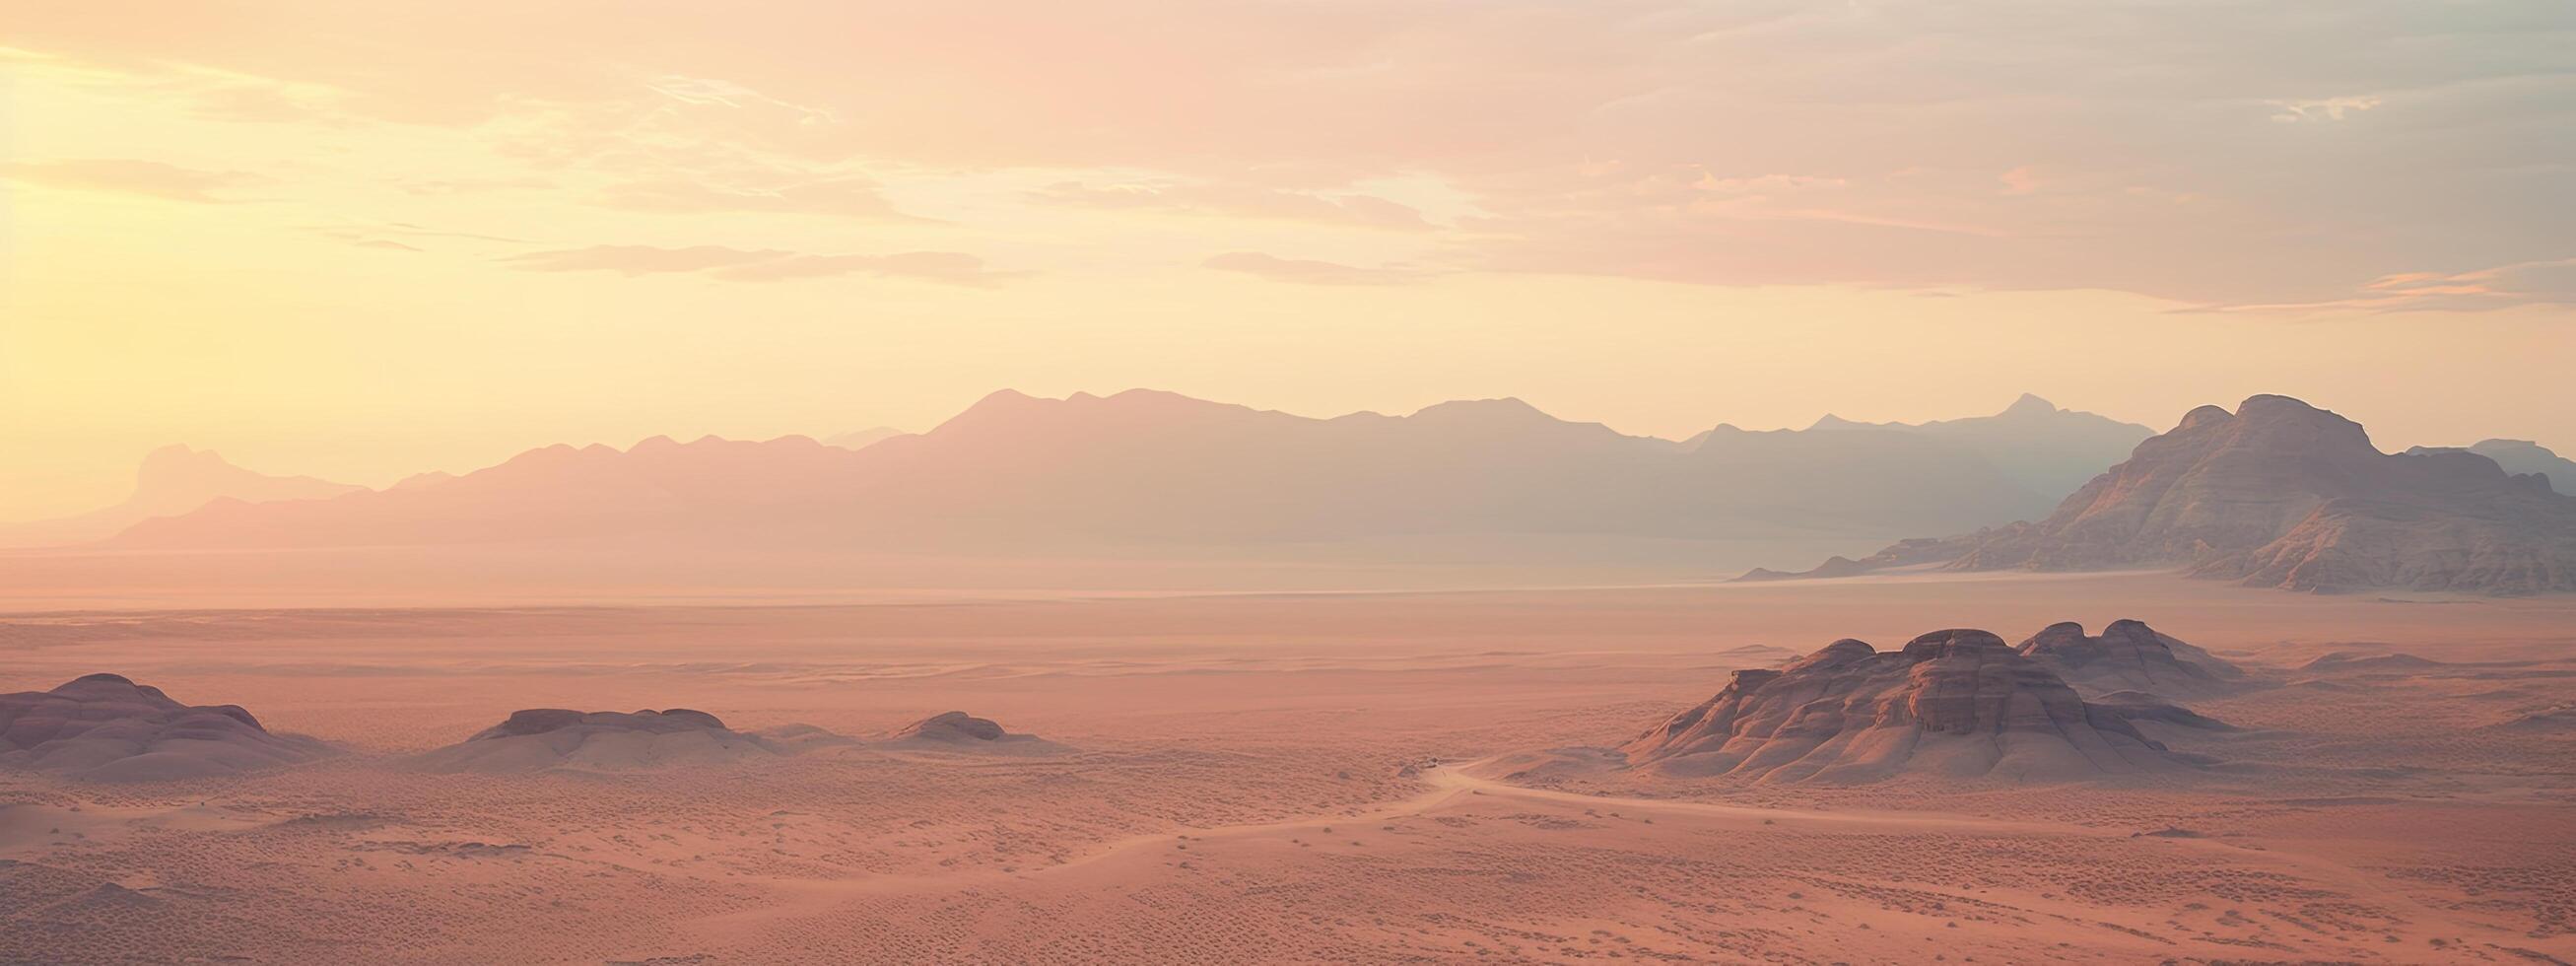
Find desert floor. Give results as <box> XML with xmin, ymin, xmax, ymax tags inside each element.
<box><xmin>5</xmin><ymin>572</ymin><xmax>2574</xmax><ymax>963</ymax></box>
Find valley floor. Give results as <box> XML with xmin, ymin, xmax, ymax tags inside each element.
<box><xmin>4</xmin><ymin>574</ymin><xmax>2573</xmax><ymax>963</ymax></box>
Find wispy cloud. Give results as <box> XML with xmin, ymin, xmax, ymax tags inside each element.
<box><xmin>2266</xmin><ymin>96</ymin><xmax>2383</xmax><ymax>123</ymax></box>
<box><xmin>1033</xmin><ymin>180</ymin><xmax>1430</xmax><ymax>230</ymax></box>
<box><xmin>6</xmin><ymin>2</ymin><xmax>2571</xmax><ymax>306</ymax></box>
<box><xmin>505</xmin><ymin>244</ymin><xmax>783</xmax><ymax>276</ymax></box>
<box><xmin>2207</xmin><ymin>256</ymin><xmax>2576</xmax><ymax>313</ymax></box>
<box><xmin>1</xmin><ymin>159</ymin><xmax>264</xmax><ymax>203</ymax></box>
<box><xmin>505</xmin><ymin>244</ymin><xmax>1017</xmax><ymax>286</ymax></box>
<box><xmin>1203</xmin><ymin>251</ymin><xmax>1435</xmax><ymax>286</ymax></box>
<box><xmin>597</xmin><ymin>174</ymin><xmax>916</xmax><ymax>221</ymax></box>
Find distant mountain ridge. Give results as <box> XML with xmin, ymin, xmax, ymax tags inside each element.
<box><xmin>110</xmin><ymin>389</ymin><xmax>2149</xmax><ymax>557</ymax></box>
<box><xmin>2404</xmin><ymin>440</ymin><xmax>2576</xmax><ymax>494</ymax></box>
<box><xmin>0</xmin><ymin>446</ymin><xmax>362</xmax><ymax>548</ymax></box>
<box><xmin>1750</xmin><ymin>395</ymin><xmax>2576</xmax><ymax>594</ymax></box>
<box><xmin>1770</xmin><ymin>393</ymin><xmax>2153</xmax><ymax>501</ymax></box>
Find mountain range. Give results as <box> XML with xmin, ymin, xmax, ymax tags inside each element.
<box><xmin>0</xmin><ymin>446</ymin><xmax>362</xmax><ymax>548</ymax></box>
<box><xmin>95</xmin><ymin>389</ymin><xmax>2151</xmax><ymax>555</ymax></box>
<box><xmin>1750</xmin><ymin>395</ymin><xmax>2576</xmax><ymax>594</ymax></box>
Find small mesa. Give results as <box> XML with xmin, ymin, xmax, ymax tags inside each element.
<box><xmin>411</xmin><ymin>708</ymin><xmax>807</xmax><ymax>774</ymax></box>
<box><xmin>0</xmin><ymin>673</ymin><xmax>334</xmax><ymax>782</ymax></box>
<box><xmin>1621</xmin><ymin>629</ymin><xmax>2188</xmax><ymax>785</ymax></box>
<box><xmin>883</xmin><ymin>712</ymin><xmax>1064</xmax><ymax>755</ymax></box>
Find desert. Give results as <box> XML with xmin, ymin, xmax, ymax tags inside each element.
<box><xmin>11</xmin><ymin>1</ymin><xmax>2575</xmax><ymax>960</ymax></box>
<box><xmin>6</xmin><ymin>574</ymin><xmax>2574</xmax><ymax>963</ymax></box>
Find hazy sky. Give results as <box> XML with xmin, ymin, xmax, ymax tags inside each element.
<box><xmin>4</xmin><ymin>1</ymin><xmax>2572</xmax><ymax>518</ymax></box>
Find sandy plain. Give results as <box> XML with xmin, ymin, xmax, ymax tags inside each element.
<box><xmin>5</xmin><ymin>572</ymin><xmax>2574</xmax><ymax>963</ymax></box>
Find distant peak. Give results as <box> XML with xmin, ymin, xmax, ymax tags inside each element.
<box><xmin>2230</xmin><ymin>395</ymin><xmax>2371</xmax><ymax>446</ymax></box>
<box><xmin>2175</xmin><ymin>404</ymin><xmax>2236</xmax><ymax>431</ymax></box>
<box><xmin>1411</xmin><ymin>397</ymin><xmax>1550</xmax><ymax>421</ymax></box>
<box><xmin>2235</xmin><ymin>394</ymin><xmax>2326</xmax><ymax>417</ymax></box>
<box><xmin>1104</xmin><ymin>387</ymin><xmax>1210</xmax><ymax>406</ymax></box>
<box><xmin>973</xmin><ymin>387</ymin><xmax>1038</xmax><ymax>407</ymax></box>
<box><xmin>2000</xmin><ymin>392</ymin><xmax>2058</xmax><ymax>417</ymax></box>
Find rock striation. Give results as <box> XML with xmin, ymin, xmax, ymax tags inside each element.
<box><xmin>0</xmin><ymin>674</ymin><xmax>333</xmax><ymax>781</ymax></box>
<box><xmin>2015</xmin><ymin>620</ymin><xmax>2245</xmax><ymax>697</ymax></box>
<box><xmin>1621</xmin><ymin>630</ymin><xmax>2180</xmax><ymax>784</ymax></box>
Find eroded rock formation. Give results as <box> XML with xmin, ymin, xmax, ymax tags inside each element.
<box><xmin>1622</xmin><ymin>630</ymin><xmax>2180</xmax><ymax>784</ymax></box>
<box><xmin>0</xmin><ymin>674</ymin><xmax>333</xmax><ymax>781</ymax></box>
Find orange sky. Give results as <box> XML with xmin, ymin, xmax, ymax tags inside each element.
<box><xmin>4</xmin><ymin>1</ymin><xmax>2572</xmax><ymax>518</ymax></box>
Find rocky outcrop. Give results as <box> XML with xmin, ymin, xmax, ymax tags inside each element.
<box><xmin>0</xmin><ymin>674</ymin><xmax>333</xmax><ymax>781</ymax></box>
<box><xmin>884</xmin><ymin>711</ymin><xmax>1062</xmax><ymax>754</ymax></box>
<box><xmin>1752</xmin><ymin>395</ymin><xmax>2576</xmax><ymax>594</ymax></box>
<box><xmin>1621</xmin><ymin>630</ymin><xmax>2180</xmax><ymax>784</ymax></box>
<box><xmin>412</xmin><ymin>708</ymin><xmax>800</xmax><ymax>774</ymax></box>
<box><xmin>2015</xmin><ymin>620</ymin><xmax>2246</xmax><ymax>697</ymax></box>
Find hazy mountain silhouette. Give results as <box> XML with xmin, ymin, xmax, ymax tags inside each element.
<box><xmin>113</xmin><ymin>390</ymin><xmax>2143</xmax><ymax>558</ymax></box>
<box><xmin>0</xmin><ymin>446</ymin><xmax>362</xmax><ymax>548</ymax></box>
<box><xmin>120</xmin><ymin>435</ymin><xmax>859</xmax><ymax>548</ymax></box>
<box><xmin>1781</xmin><ymin>393</ymin><xmax>2151</xmax><ymax>504</ymax></box>
<box><xmin>823</xmin><ymin>427</ymin><xmax>910</xmax><ymax>450</ymax></box>
<box><xmin>2405</xmin><ymin>440</ymin><xmax>2576</xmax><ymax>494</ymax></box>
<box><xmin>1752</xmin><ymin>395</ymin><xmax>2576</xmax><ymax>594</ymax></box>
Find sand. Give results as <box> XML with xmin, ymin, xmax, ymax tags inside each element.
<box><xmin>3</xmin><ymin>573</ymin><xmax>2573</xmax><ymax>963</ymax></box>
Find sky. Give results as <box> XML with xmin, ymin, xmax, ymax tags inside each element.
<box><xmin>3</xmin><ymin>0</ymin><xmax>2572</xmax><ymax>519</ymax></box>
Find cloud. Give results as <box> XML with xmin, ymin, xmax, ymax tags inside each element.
<box><xmin>597</xmin><ymin>174</ymin><xmax>915</xmax><ymax>221</ymax></box>
<box><xmin>712</xmin><ymin>250</ymin><xmax>1020</xmax><ymax>287</ymax></box>
<box><xmin>2208</xmin><ymin>256</ymin><xmax>2576</xmax><ymax>313</ymax></box>
<box><xmin>9</xmin><ymin>1</ymin><xmax>2573</xmax><ymax>306</ymax></box>
<box><xmin>505</xmin><ymin>244</ymin><xmax>786</xmax><ymax>275</ymax></box>
<box><xmin>505</xmin><ymin>244</ymin><xmax>1016</xmax><ymax>286</ymax></box>
<box><xmin>1032</xmin><ymin>180</ymin><xmax>1430</xmax><ymax>230</ymax></box>
<box><xmin>0</xmin><ymin>158</ymin><xmax>264</xmax><ymax>202</ymax></box>
<box><xmin>304</xmin><ymin>221</ymin><xmax>533</xmax><ymax>251</ymax></box>
<box><xmin>1203</xmin><ymin>251</ymin><xmax>1433</xmax><ymax>286</ymax></box>
<box><xmin>2267</xmin><ymin>96</ymin><xmax>2384</xmax><ymax>123</ymax></box>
